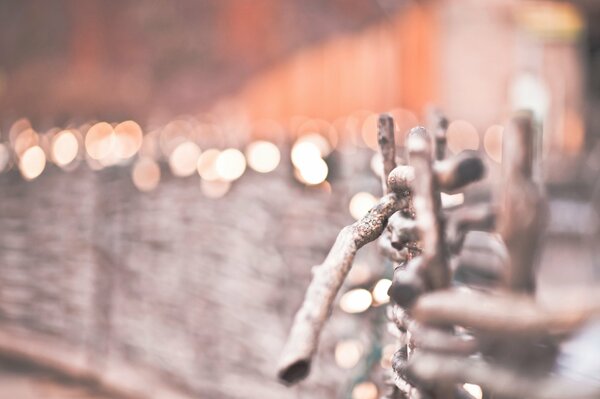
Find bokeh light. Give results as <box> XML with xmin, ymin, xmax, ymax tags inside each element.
<box><xmin>447</xmin><ymin>120</ymin><xmax>480</xmax><ymax>153</ymax></box>
<box><xmin>114</xmin><ymin>120</ymin><xmax>143</xmax><ymax>159</ymax></box>
<box><xmin>361</xmin><ymin>113</ymin><xmax>379</xmax><ymax>150</ymax></box>
<box><xmin>349</xmin><ymin>192</ymin><xmax>377</xmax><ymax>220</ymax></box>
<box><xmin>51</xmin><ymin>130</ymin><xmax>79</xmax><ymax>167</ymax></box>
<box><xmin>370</xmin><ymin>153</ymin><xmax>383</xmax><ymax>178</ymax></box>
<box><xmin>340</xmin><ymin>288</ymin><xmax>372</xmax><ymax>314</ymax></box>
<box><xmin>200</xmin><ymin>179</ymin><xmax>231</xmax><ymax>198</ymax></box>
<box><xmin>216</xmin><ymin>148</ymin><xmax>246</xmax><ymax>181</ymax></box>
<box><xmin>291</xmin><ymin>140</ymin><xmax>322</xmax><ymax>169</ymax></box>
<box><xmin>85</xmin><ymin>122</ymin><xmax>114</xmax><ymax>160</ymax></box>
<box><xmin>484</xmin><ymin>124</ymin><xmax>504</xmax><ymax>163</ymax></box>
<box><xmin>297</xmin><ymin>157</ymin><xmax>328</xmax><ymax>185</ymax></box>
<box><xmin>197</xmin><ymin>148</ymin><xmax>221</xmax><ymax>181</ymax></box>
<box><xmin>14</xmin><ymin>128</ymin><xmax>39</xmax><ymax>157</ymax></box>
<box><xmin>132</xmin><ymin>158</ymin><xmax>161</xmax><ymax>192</ymax></box>
<box><xmin>372</xmin><ymin>278</ymin><xmax>392</xmax><ymax>304</ymax></box>
<box><xmin>245</xmin><ymin>141</ymin><xmax>280</xmax><ymax>173</ymax></box>
<box><xmin>352</xmin><ymin>381</ymin><xmax>378</xmax><ymax>399</ymax></box>
<box><xmin>334</xmin><ymin>339</ymin><xmax>363</xmax><ymax>369</ymax></box>
<box><xmin>19</xmin><ymin>145</ymin><xmax>46</xmax><ymax>180</ymax></box>
<box><xmin>169</xmin><ymin>141</ymin><xmax>201</xmax><ymax>177</ymax></box>
<box><xmin>0</xmin><ymin>143</ymin><xmax>11</xmax><ymax>173</ymax></box>
<box><xmin>298</xmin><ymin>133</ymin><xmax>332</xmax><ymax>157</ymax></box>
<box><xmin>463</xmin><ymin>384</ymin><xmax>483</xmax><ymax>399</ymax></box>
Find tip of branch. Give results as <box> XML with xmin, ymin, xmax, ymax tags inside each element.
<box><xmin>277</xmin><ymin>359</ymin><xmax>311</xmax><ymax>385</ymax></box>
<box><xmin>407</xmin><ymin>127</ymin><xmax>431</xmax><ymax>154</ymax></box>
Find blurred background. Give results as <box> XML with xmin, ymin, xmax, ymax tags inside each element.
<box><xmin>0</xmin><ymin>0</ymin><xmax>598</xmax><ymax>398</ymax></box>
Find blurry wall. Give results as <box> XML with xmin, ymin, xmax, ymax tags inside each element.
<box><xmin>0</xmin><ymin>162</ymin><xmax>380</xmax><ymax>399</ymax></box>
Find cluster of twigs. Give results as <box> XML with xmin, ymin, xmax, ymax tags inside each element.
<box><xmin>277</xmin><ymin>111</ymin><xmax>600</xmax><ymax>399</ymax></box>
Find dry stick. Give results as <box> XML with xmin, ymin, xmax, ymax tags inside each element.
<box><xmin>378</xmin><ymin>114</ymin><xmax>397</xmax><ymax>195</ymax></box>
<box><xmin>406</xmin><ymin>352</ymin><xmax>600</xmax><ymax>399</ymax></box>
<box><xmin>412</xmin><ymin>288</ymin><xmax>600</xmax><ymax>337</ymax></box>
<box><xmin>499</xmin><ymin>111</ymin><xmax>546</xmax><ymax>293</ymax></box>
<box><xmin>406</xmin><ymin>127</ymin><xmax>449</xmax><ymax>291</ymax></box>
<box><xmin>407</xmin><ymin>322</ymin><xmax>478</xmax><ymax>356</ymax></box>
<box><xmin>426</xmin><ymin>107</ymin><xmax>448</xmax><ymax>161</ymax></box>
<box><xmin>400</xmin><ymin>127</ymin><xmax>455</xmax><ymax>399</ymax></box>
<box><xmin>277</xmin><ymin>193</ymin><xmax>406</xmax><ymax>384</ymax></box>
<box><xmin>433</xmin><ymin>151</ymin><xmax>485</xmax><ymax>194</ymax></box>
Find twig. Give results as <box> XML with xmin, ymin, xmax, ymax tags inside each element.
<box><xmin>433</xmin><ymin>151</ymin><xmax>485</xmax><ymax>194</ymax></box>
<box><xmin>379</xmin><ymin>114</ymin><xmax>397</xmax><ymax>195</ymax></box>
<box><xmin>277</xmin><ymin>193</ymin><xmax>407</xmax><ymax>384</ymax></box>
<box><xmin>412</xmin><ymin>289</ymin><xmax>600</xmax><ymax>337</ymax></box>
<box><xmin>426</xmin><ymin>107</ymin><xmax>448</xmax><ymax>161</ymax></box>
<box><xmin>406</xmin><ymin>352</ymin><xmax>600</xmax><ymax>399</ymax></box>
<box><xmin>406</xmin><ymin>127</ymin><xmax>449</xmax><ymax>291</ymax></box>
<box><xmin>499</xmin><ymin>111</ymin><xmax>546</xmax><ymax>293</ymax></box>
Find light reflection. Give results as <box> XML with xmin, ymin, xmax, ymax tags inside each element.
<box><xmin>246</xmin><ymin>141</ymin><xmax>280</xmax><ymax>173</ymax></box>
<box><xmin>349</xmin><ymin>192</ymin><xmax>377</xmax><ymax>220</ymax></box>
<box><xmin>19</xmin><ymin>145</ymin><xmax>46</xmax><ymax>180</ymax></box>
<box><xmin>0</xmin><ymin>143</ymin><xmax>10</xmax><ymax>172</ymax></box>
<box><xmin>297</xmin><ymin>157</ymin><xmax>328</xmax><ymax>185</ymax></box>
<box><xmin>9</xmin><ymin>118</ymin><xmax>31</xmax><ymax>144</ymax></box>
<box><xmin>372</xmin><ymin>279</ymin><xmax>392</xmax><ymax>304</ymax></box>
<box><xmin>14</xmin><ymin>128</ymin><xmax>39</xmax><ymax>157</ymax></box>
<box><xmin>197</xmin><ymin>149</ymin><xmax>221</xmax><ymax>181</ymax></box>
<box><xmin>352</xmin><ymin>381</ymin><xmax>378</xmax><ymax>399</ymax></box>
<box><xmin>484</xmin><ymin>125</ymin><xmax>503</xmax><ymax>163</ymax></box>
<box><xmin>169</xmin><ymin>141</ymin><xmax>201</xmax><ymax>177</ymax></box>
<box><xmin>85</xmin><ymin>122</ymin><xmax>114</xmax><ymax>160</ymax></box>
<box><xmin>215</xmin><ymin>148</ymin><xmax>246</xmax><ymax>181</ymax></box>
<box><xmin>370</xmin><ymin>153</ymin><xmax>383</xmax><ymax>178</ymax></box>
<box><xmin>114</xmin><ymin>120</ymin><xmax>143</xmax><ymax>159</ymax></box>
<box><xmin>297</xmin><ymin>133</ymin><xmax>332</xmax><ymax>157</ymax></box>
<box><xmin>132</xmin><ymin>158</ymin><xmax>161</xmax><ymax>192</ymax></box>
<box><xmin>447</xmin><ymin>120</ymin><xmax>480</xmax><ymax>153</ymax></box>
<box><xmin>463</xmin><ymin>383</ymin><xmax>483</xmax><ymax>399</ymax></box>
<box><xmin>340</xmin><ymin>288</ymin><xmax>372</xmax><ymax>314</ymax></box>
<box><xmin>334</xmin><ymin>339</ymin><xmax>363</xmax><ymax>369</ymax></box>
<box><xmin>361</xmin><ymin>113</ymin><xmax>379</xmax><ymax>150</ymax></box>
<box><xmin>291</xmin><ymin>140</ymin><xmax>322</xmax><ymax>168</ymax></box>
<box><xmin>200</xmin><ymin>179</ymin><xmax>231</xmax><ymax>198</ymax></box>
<box><xmin>52</xmin><ymin>130</ymin><xmax>79</xmax><ymax>167</ymax></box>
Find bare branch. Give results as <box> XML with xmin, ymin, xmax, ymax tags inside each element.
<box><xmin>433</xmin><ymin>151</ymin><xmax>485</xmax><ymax>193</ymax></box>
<box><xmin>412</xmin><ymin>289</ymin><xmax>600</xmax><ymax>337</ymax></box>
<box><xmin>499</xmin><ymin>111</ymin><xmax>547</xmax><ymax>293</ymax></box>
<box><xmin>379</xmin><ymin>114</ymin><xmax>397</xmax><ymax>194</ymax></box>
<box><xmin>406</xmin><ymin>127</ymin><xmax>449</xmax><ymax>290</ymax></box>
<box><xmin>277</xmin><ymin>193</ymin><xmax>406</xmax><ymax>384</ymax></box>
<box><xmin>407</xmin><ymin>322</ymin><xmax>478</xmax><ymax>356</ymax></box>
<box><xmin>425</xmin><ymin>107</ymin><xmax>448</xmax><ymax>161</ymax></box>
<box><xmin>407</xmin><ymin>352</ymin><xmax>600</xmax><ymax>399</ymax></box>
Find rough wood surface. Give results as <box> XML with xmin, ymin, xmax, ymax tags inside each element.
<box><xmin>277</xmin><ymin>193</ymin><xmax>406</xmax><ymax>384</ymax></box>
